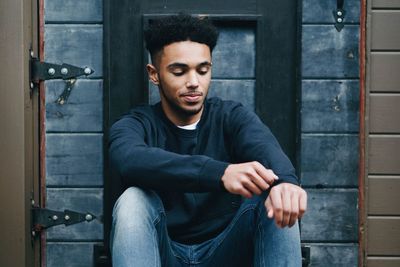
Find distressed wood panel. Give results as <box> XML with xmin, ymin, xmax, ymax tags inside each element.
<box><xmin>370</xmin><ymin>94</ymin><xmax>400</xmax><ymax>133</ymax></box>
<box><xmin>302</xmin><ymin>25</ymin><xmax>359</xmax><ymax>78</ymax></box>
<box><xmin>303</xmin><ymin>243</ymin><xmax>358</xmax><ymax>266</ymax></box>
<box><xmin>302</xmin><ymin>80</ymin><xmax>359</xmax><ymax>132</ymax></box>
<box><xmin>367</xmin><ymin>217</ymin><xmax>400</xmax><ymax>255</ymax></box>
<box><xmin>45</xmin><ymin>0</ymin><xmax>102</xmax><ymax>22</ymax></box>
<box><xmin>370</xmin><ymin>53</ymin><xmax>400</xmax><ymax>92</ymax></box>
<box><xmin>371</xmin><ymin>11</ymin><xmax>400</xmax><ymax>50</ymax></box>
<box><xmin>45</xmin><ymin>25</ymin><xmax>103</xmax><ymax>77</ymax></box>
<box><xmin>46</xmin><ymin>188</ymin><xmax>103</xmax><ymax>240</ymax></box>
<box><xmin>369</xmin><ymin>136</ymin><xmax>400</xmax><ymax>174</ymax></box>
<box><xmin>368</xmin><ymin>176</ymin><xmax>400</xmax><ymax>215</ymax></box>
<box><xmin>149</xmin><ymin>80</ymin><xmax>255</xmax><ymax>108</ymax></box>
<box><xmin>367</xmin><ymin>257</ymin><xmax>400</xmax><ymax>267</ymax></box>
<box><xmin>212</xmin><ymin>26</ymin><xmax>255</xmax><ymax>79</ymax></box>
<box><xmin>373</xmin><ymin>0</ymin><xmax>400</xmax><ymax>8</ymax></box>
<box><xmin>301</xmin><ymin>189</ymin><xmax>358</xmax><ymax>241</ymax></box>
<box><xmin>45</xmin><ymin>80</ymin><xmax>103</xmax><ymax>132</ymax></box>
<box><xmin>302</xmin><ymin>0</ymin><xmax>360</xmax><ymax>23</ymax></box>
<box><xmin>46</xmin><ymin>134</ymin><xmax>103</xmax><ymax>186</ymax></box>
<box><xmin>301</xmin><ymin>134</ymin><xmax>359</xmax><ymax>187</ymax></box>
<box><xmin>47</xmin><ymin>242</ymin><xmax>101</xmax><ymax>267</ymax></box>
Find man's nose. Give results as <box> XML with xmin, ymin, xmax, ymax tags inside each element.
<box><xmin>186</xmin><ymin>71</ymin><xmax>199</xmax><ymax>88</ymax></box>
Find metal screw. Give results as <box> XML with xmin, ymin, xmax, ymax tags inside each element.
<box><xmin>337</xmin><ymin>18</ymin><xmax>343</xmax><ymax>23</ymax></box>
<box><xmin>84</xmin><ymin>67</ymin><xmax>91</xmax><ymax>75</ymax></box>
<box><xmin>32</xmin><ymin>231</ymin><xmax>36</xmax><ymax>237</ymax></box>
<box><xmin>337</xmin><ymin>11</ymin><xmax>343</xmax><ymax>17</ymax></box>
<box><xmin>48</xmin><ymin>68</ymin><xmax>56</xmax><ymax>75</ymax></box>
<box><xmin>52</xmin><ymin>215</ymin><xmax>58</xmax><ymax>221</ymax></box>
<box><xmin>31</xmin><ymin>199</ymin><xmax>35</xmax><ymax>205</ymax></box>
<box><xmin>61</xmin><ymin>68</ymin><xmax>68</xmax><ymax>75</ymax></box>
<box><xmin>85</xmin><ymin>214</ymin><xmax>93</xmax><ymax>221</ymax></box>
<box><xmin>64</xmin><ymin>215</ymin><xmax>70</xmax><ymax>221</ymax></box>
<box><xmin>30</xmin><ymin>82</ymin><xmax>34</xmax><ymax>89</ymax></box>
<box><xmin>30</xmin><ymin>50</ymin><xmax>34</xmax><ymax>57</ymax></box>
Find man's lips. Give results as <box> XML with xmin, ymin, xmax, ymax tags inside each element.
<box><xmin>181</xmin><ymin>92</ymin><xmax>203</xmax><ymax>103</ymax></box>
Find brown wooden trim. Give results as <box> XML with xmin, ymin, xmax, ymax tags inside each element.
<box><xmin>359</xmin><ymin>0</ymin><xmax>368</xmax><ymax>266</ymax></box>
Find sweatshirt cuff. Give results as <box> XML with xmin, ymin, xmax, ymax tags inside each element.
<box><xmin>199</xmin><ymin>159</ymin><xmax>230</xmax><ymax>191</ymax></box>
<box><xmin>274</xmin><ymin>173</ymin><xmax>300</xmax><ymax>186</ymax></box>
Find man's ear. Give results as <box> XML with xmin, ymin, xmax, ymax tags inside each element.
<box><xmin>146</xmin><ymin>64</ymin><xmax>159</xmax><ymax>85</ymax></box>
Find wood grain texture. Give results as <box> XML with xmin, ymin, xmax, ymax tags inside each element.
<box><xmin>45</xmin><ymin>80</ymin><xmax>103</xmax><ymax>132</ymax></box>
<box><xmin>369</xmin><ymin>136</ymin><xmax>400</xmax><ymax>174</ymax></box>
<box><xmin>371</xmin><ymin>11</ymin><xmax>400</xmax><ymax>50</ymax></box>
<box><xmin>149</xmin><ymin>80</ymin><xmax>255</xmax><ymax>108</ymax></box>
<box><xmin>212</xmin><ymin>26</ymin><xmax>256</xmax><ymax>79</ymax></box>
<box><xmin>302</xmin><ymin>0</ymin><xmax>360</xmax><ymax>23</ymax></box>
<box><xmin>45</xmin><ymin>0</ymin><xmax>102</xmax><ymax>22</ymax></box>
<box><xmin>44</xmin><ymin>25</ymin><xmax>103</xmax><ymax>77</ymax></box>
<box><xmin>304</xmin><ymin>243</ymin><xmax>358</xmax><ymax>266</ymax></box>
<box><xmin>370</xmin><ymin>53</ymin><xmax>400</xmax><ymax>92</ymax></box>
<box><xmin>372</xmin><ymin>0</ymin><xmax>400</xmax><ymax>8</ymax></box>
<box><xmin>367</xmin><ymin>217</ymin><xmax>400</xmax><ymax>255</ymax></box>
<box><xmin>47</xmin><ymin>242</ymin><xmax>101</xmax><ymax>267</ymax></box>
<box><xmin>368</xmin><ymin>176</ymin><xmax>400</xmax><ymax>215</ymax></box>
<box><xmin>301</xmin><ymin>189</ymin><xmax>358</xmax><ymax>241</ymax></box>
<box><xmin>367</xmin><ymin>257</ymin><xmax>400</xmax><ymax>267</ymax></box>
<box><xmin>46</xmin><ymin>188</ymin><xmax>103</xmax><ymax>240</ymax></box>
<box><xmin>370</xmin><ymin>94</ymin><xmax>400</xmax><ymax>133</ymax></box>
<box><xmin>46</xmin><ymin>134</ymin><xmax>103</xmax><ymax>186</ymax></box>
<box><xmin>302</xmin><ymin>80</ymin><xmax>360</xmax><ymax>133</ymax></box>
<box><xmin>301</xmin><ymin>134</ymin><xmax>359</xmax><ymax>187</ymax></box>
<box><xmin>302</xmin><ymin>25</ymin><xmax>359</xmax><ymax>78</ymax></box>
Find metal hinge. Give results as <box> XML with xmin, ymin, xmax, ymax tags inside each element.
<box><xmin>31</xmin><ymin>206</ymin><xmax>97</xmax><ymax>236</ymax></box>
<box><xmin>29</xmin><ymin>49</ymin><xmax>94</xmax><ymax>96</ymax></box>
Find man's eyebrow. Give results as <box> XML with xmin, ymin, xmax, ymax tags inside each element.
<box><xmin>167</xmin><ymin>61</ymin><xmax>212</xmax><ymax>69</ymax></box>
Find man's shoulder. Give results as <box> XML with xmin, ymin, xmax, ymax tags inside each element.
<box><xmin>206</xmin><ymin>97</ymin><xmax>243</xmax><ymax>112</ymax></box>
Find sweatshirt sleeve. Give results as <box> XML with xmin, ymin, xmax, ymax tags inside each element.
<box><xmin>228</xmin><ymin>104</ymin><xmax>299</xmax><ymax>186</ymax></box>
<box><xmin>109</xmin><ymin>114</ymin><xmax>229</xmax><ymax>192</ymax></box>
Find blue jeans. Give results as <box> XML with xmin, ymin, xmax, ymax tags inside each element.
<box><xmin>111</xmin><ymin>187</ymin><xmax>301</xmax><ymax>267</ymax></box>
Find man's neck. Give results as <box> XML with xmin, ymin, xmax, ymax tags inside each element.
<box><xmin>161</xmin><ymin>103</ymin><xmax>204</xmax><ymax>127</ymax></box>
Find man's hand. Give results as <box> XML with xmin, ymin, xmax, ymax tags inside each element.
<box><xmin>265</xmin><ymin>183</ymin><xmax>307</xmax><ymax>228</ymax></box>
<box><xmin>221</xmin><ymin>161</ymin><xmax>278</xmax><ymax>198</ymax></box>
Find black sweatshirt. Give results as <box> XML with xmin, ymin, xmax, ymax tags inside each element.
<box><xmin>109</xmin><ymin>97</ymin><xmax>299</xmax><ymax>244</ymax></box>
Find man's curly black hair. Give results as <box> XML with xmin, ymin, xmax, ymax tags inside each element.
<box><xmin>144</xmin><ymin>13</ymin><xmax>219</xmax><ymax>63</ymax></box>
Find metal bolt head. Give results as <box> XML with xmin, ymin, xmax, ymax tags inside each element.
<box><xmin>337</xmin><ymin>18</ymin><xmax>343</xmax><ymax>23</ymax></box>
<box><xmin>30</xmin><ymin>82</ymin><xmax>34</xmax><ymax>89</ymax></box>
<box><xmin>32</xmin><ymin>230</ymin><xmax>36</xmax><ymax>237</ymax></box>
<box><xmin>52</xmin><ymin>215</ymin><xmax>58</xmax><ymax>221</ymax></box>
<box><xmin>84</xmin><ymin>67</ymin><xmax>91</xmax><ymax>75</ymax></box>
<box><xmin>85</xmin><ymin>214</ymin><xmax>93</xmax><ymax>221</ymax></box>
<box><xmin>31</xmin><ymin>199</ymin><xmax>35</xmax><ymax>205</ymax></box>
<box><xmin>61</xmin><ymin>68</ymin><xmax>68</xmax><ymax>75</ymax></box>
<box><xmin>30</xmin><ymin>50</ymin><xmax>34</xmax><ymax>57</ymax></box>
<box><xmin>64</xmin><ymin>215</ymin><xmax>70</xmax><ymax>221</ymax></box>
<box><xmin>48</xmin><ymin>68</ymin><xmax>56</xmax><ymax>75</ymax></box>
<box><xmin>337</xmin><ymin>11</ymin><xmax>343</xmax><ymax>17</ymax></box>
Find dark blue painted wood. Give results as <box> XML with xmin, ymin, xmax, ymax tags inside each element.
<box><xmin>301</xmin><ymin>189</ymin><xmax>358</xmax><ymax>241</ymax></box>
<box><xmin>46</xmin><ymin>188</ymin><xmax>103</xmax><ymax>240</ymax></box>
<box><xmin>149</xmin><ymin>80</ymin><xmax>255</xmax><ymax>109</ymax></box>
<box><xmin>305</xmin><ymin>243</ymin><xmax>358</xmax><ymax>266</ymax></box>
<box><xmin>302</xmin><ymin>25</ymin><xmax>359</xmax><ymax>78</ymax></box>
<box><xmin>45</xmin><ymin>80</ymin><xmax>103</xmax><ymax>132</ymax></box>
<box><xmin>301</xmin><ymin>80</ymin><xmax>359</xmax><ymax>133</ymax></box>
<box><xmin>44</xmin><ymin>25</ymin><xmax>103</xmax><ymax>77</ymax></box>
<box><xmin>302</xmin><ymin>0</ymin><xmax>360</xmax><ymax>24</ymax></box>
<box><xmin>46</xmin><ymin>134</ymin><xmax>103</xmax><ymax>186</ymax></box>
<box><xmin>45</xmin><ymin>0</ymin><xmax>102</xmax><ymax>23</ymax></box>
<box><xmin>47</xmin><ymin>242</ymin><xmax>101</xmax><ymax>267</ymax></box>
<box><xmin>301</xmin><ymin>134</ymin><xmax>359</xmax><ymax>187</ymax></box>
<box><xmin>212</xmin><ymin>27</ymin><xmax>255</xmax><ymax>79</ymax></box>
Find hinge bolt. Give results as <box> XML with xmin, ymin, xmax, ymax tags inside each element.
<box><xmin>337</xmin><ymin>11</ymin><xmax>343</xmax><ymax>17</ymax></box>
<box><xmin>52</xmin><ymin>215</ymin><xmax>58</xmax><ymax>221</ymax></box>
<box><xmin>31</xmin><ymin>199</ymin><xmax>35</xmax><ymax>205</ymax></box>
<box><xmin>85</xmin><ymin>214</ymin><xmax>93</xmax><ymax>221</ymax></box>
<box><xmin>30</xmin><ymin>50</ymin><xmax>34</xmax><ymax>57</ymax></box>
<box><xmin>84</xmin><ymin>67</ymin><xmax>91</xmax><ymax>75</ymax></box>
<box><xmin>61</xmin><ymin>68</ymin><xmax>68</xmax><ymax>75</ymax></box>
<box><xmin>48</xmin><ymin>68</ymin><xmax>56</xmax><ymax>75</ymax></box>
<box><xmin>337</xmin><ymin>18</ymin><xmax>343</xmax><ymax>23</ymax></box>
<box><xmin>30</xmin><ymin>82</ymin><xmax>34</xmax><ymax>89</ymax></box>
<box><xmin>32</xmin><ymin>230</ymin><xmax>36</xmax><ymax>237</ymax></box>
<box><xmin>64</xmin><ymin>215</ymin><xmax>70</xmax><ymax>221</ymax></box>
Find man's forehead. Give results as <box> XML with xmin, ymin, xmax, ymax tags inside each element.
<box><xmin>159</xmin><ymin>41</ymin><xmax>211</xmax><ymax>64</ymax></box>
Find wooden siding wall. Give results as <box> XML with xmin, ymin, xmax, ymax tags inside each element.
<box><xmin>301</xmin><ymin>1</ymin><xmax>360</xmax><ymax>266</ymax></box>
<box><xmin>43</xmin><ymin>1</ymin><xmax>103</xmax><ymax>266</ymax></box>
<box><xmin>366</xmin><ymin>0</ymin><xmax>400</xmax><ymax>266</ymax></box>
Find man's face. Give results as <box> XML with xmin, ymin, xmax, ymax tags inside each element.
<box><xmin>147</xmin><ymin>41</ymin><xmax>212</xmax><ymax>125</ymax></box>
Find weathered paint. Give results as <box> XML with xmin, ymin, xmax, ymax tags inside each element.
<box><xmin>45</xmin><ymin>0</ymin><xmax>102</xmax><ymax>22</ymax></box>
<box><xmin>302</xmin><ymin>0</ymin><xmax>360</xmax><ymax>23</ymax></box>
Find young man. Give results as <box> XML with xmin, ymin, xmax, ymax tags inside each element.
<box><xmin>109</xmin><ymin>14</ymin><xmax>307</xmax><ymax>267</ymax></box>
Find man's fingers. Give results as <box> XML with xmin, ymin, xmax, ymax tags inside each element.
<box><xmin>265</xmin><ymin>197</ymin><xmax>274</xmax><ymax>218</ymax></box>
<box><xmin>281</xmin><ymin>190</ymin><xmax>291</xmax><ymax>228</ymax></box>
<box><xmin>249</xmin><ymin>171</ymin><xmax>270</xmax><ymax>191</ymax></box>
<box><xmin>243</xmin><ymin>178</ymin><xmax>263</xmax><ymax>195</ymax></box>
<box><xmin>289</xmin><ymin>193</ymin><xmax>300</xmax><ymax>227</ymax></box>
<box><xmin>269</xmin><ymin>189</ymin><xmax>283</xmax><ymax>227</ymax></box>
<box><xmin>253</xmin><ymin>162</ymin><xmax>278</xmax><ymax>185</ymax></box>
<box><xmin>299</xmin><ymin>191</ymin><xmax>307</xmax><ymax>218</ymax></box>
